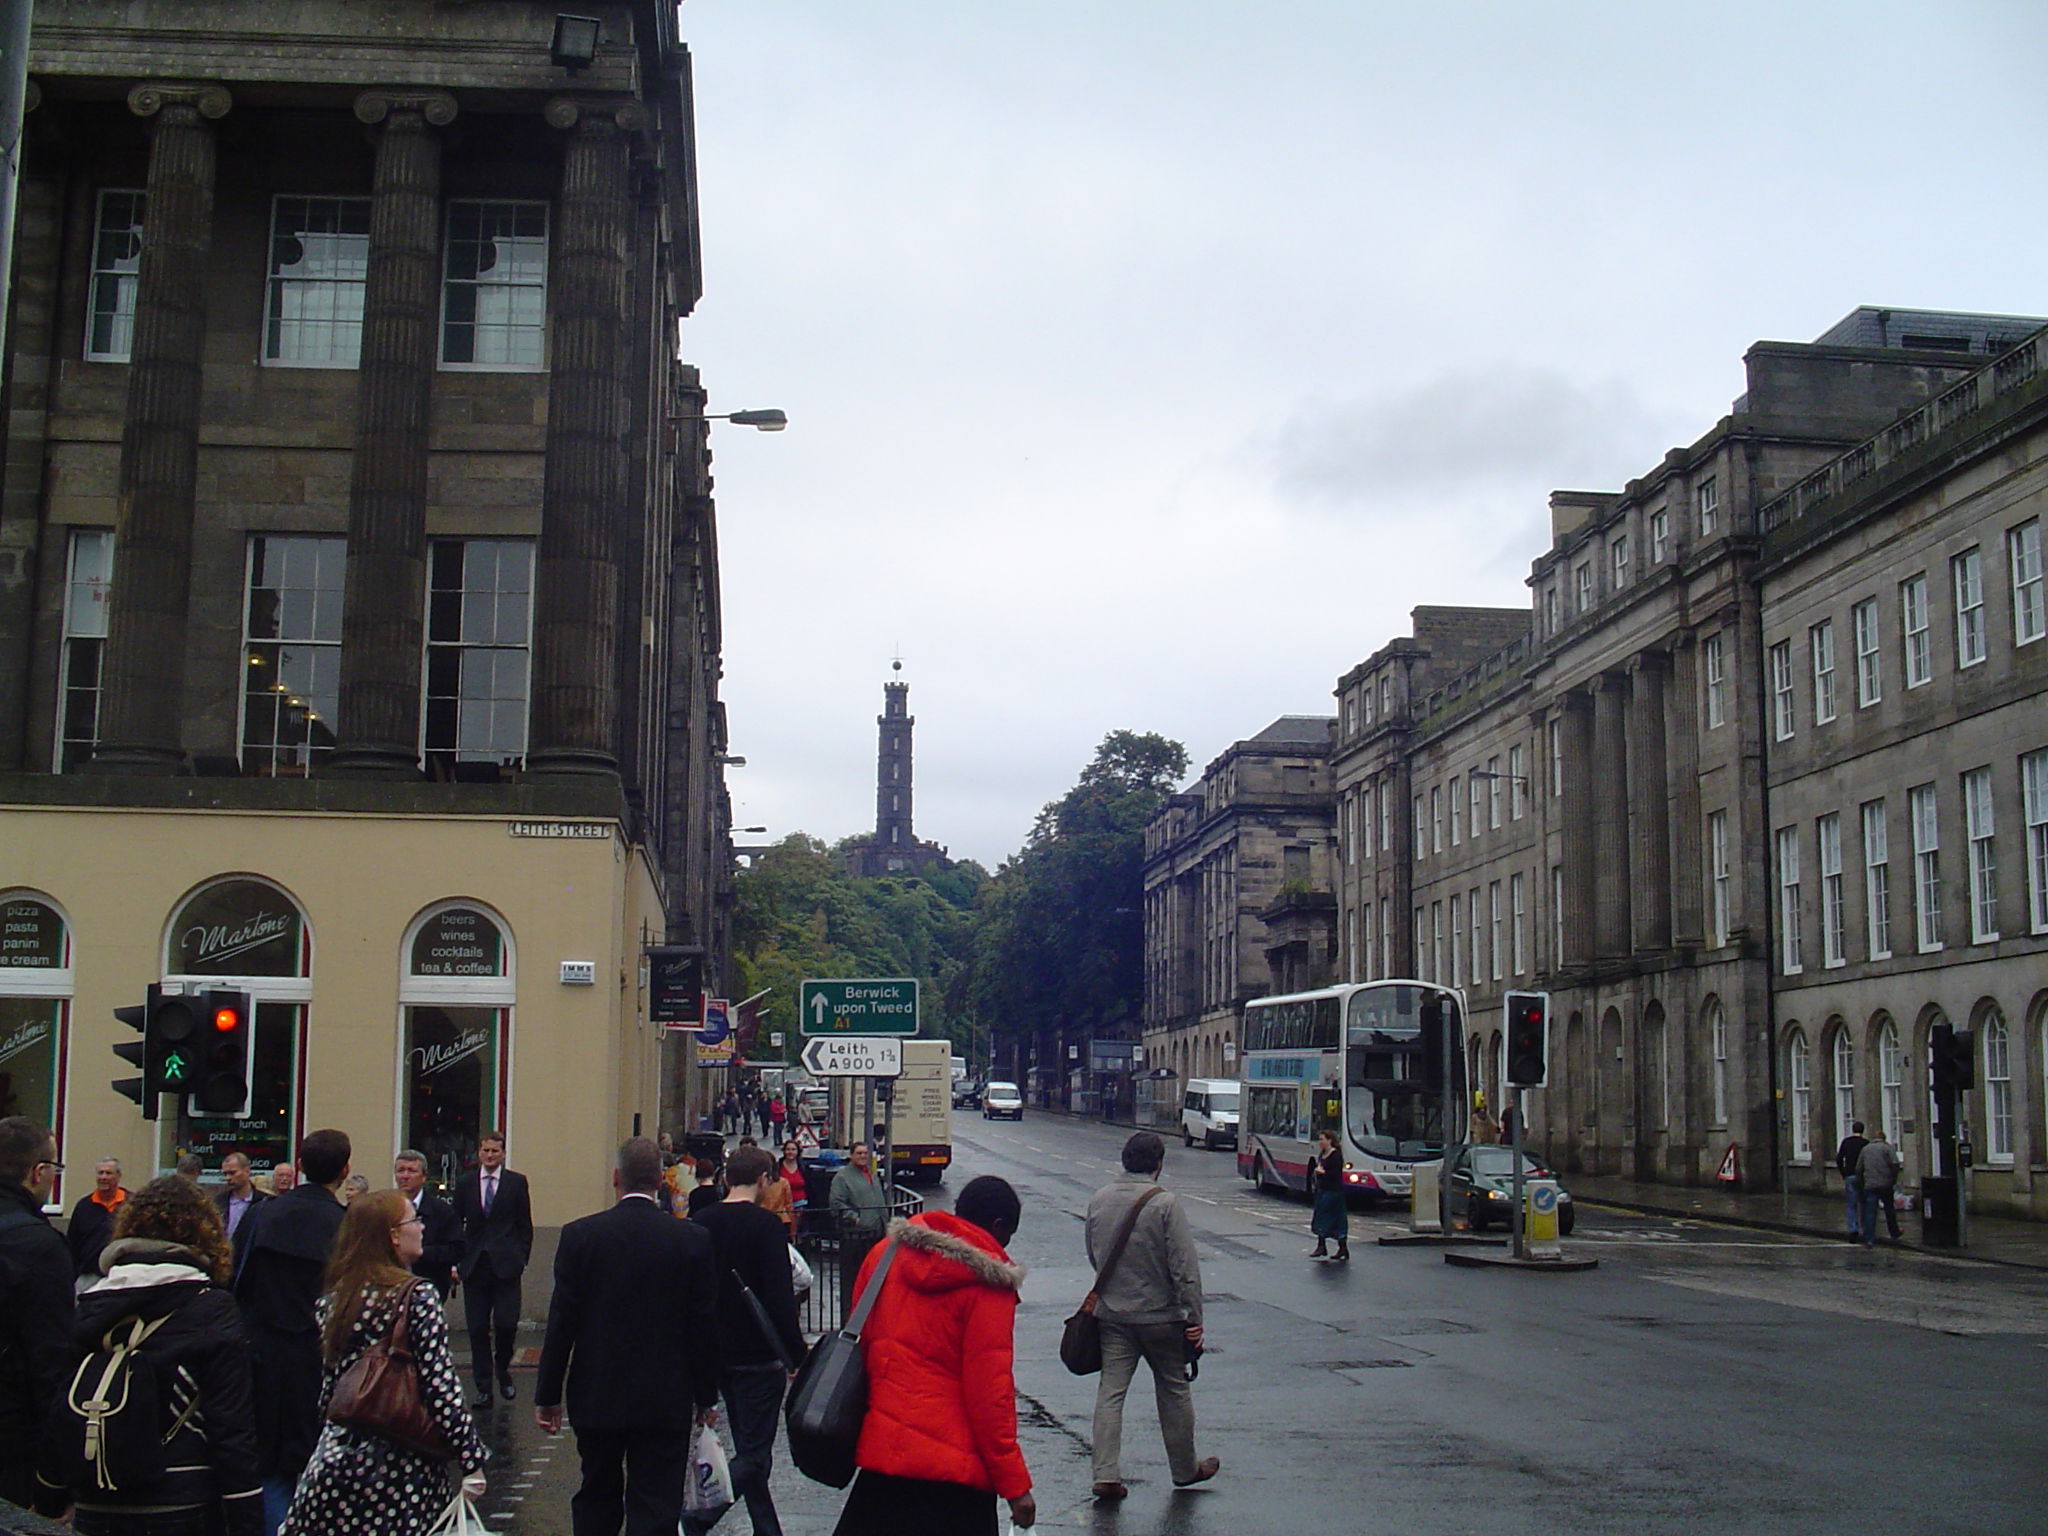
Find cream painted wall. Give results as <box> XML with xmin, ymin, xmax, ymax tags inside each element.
<box><xmin>1</xmin><ymin>804</ymin><xmax>664</xmax><ymax>1228</ymax></box>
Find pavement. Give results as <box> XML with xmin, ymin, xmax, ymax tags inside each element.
<box><xmin>1034</xmin><ymin>1103</ymin><xmax>2048</xmax><ymax>1270</ymax></box>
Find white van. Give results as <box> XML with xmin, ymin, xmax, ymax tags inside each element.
<box><xmin>1180</xmin><ymin>1079</ymin><xmax>1240</xmax><ymax>1149</ymax></box>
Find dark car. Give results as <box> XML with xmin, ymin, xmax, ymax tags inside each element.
<box><xmin>953</xmin><ymin>1079</ymin><xmax>983</xmax><ymax>1110</ymax></box>
<box><xmin>1449</xmin><ymin>1144</ymin><xmax>1576</xmax><ymax>1236</ymax></box>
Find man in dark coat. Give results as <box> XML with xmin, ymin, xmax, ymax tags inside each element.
<box><xmin>213</xmin><ymin>1151</ymin><xmax>270</xmax><ymax>1244</ymax></box>
<box><xmin>0</xmin><ymin>1117</ymin><xmax>74</xmax><ymax>1516</ymax></box>
<box><xmin>454</xmin><ymin>1129</ymin><xmax>533</xmax><ymax>1406</ymax></box>
<box><xmin>394</xmin><ymin>1148</ymin><xmax>463</xmax><ymax>1297</ymax></box>
<box><xmin>231</xmin><ymin>1128</ymin><xmax>350</xmax><ymax>1536</ymax></box>
<box><xmin>536</xmin><ymin>1137</ymin><xmax>720</xmax><ymax>1536</ymax></box>
<box><xmin>66</xmin><ymin>1156</ymin><xmax>129</xmax><ymax>1279</ymax></box>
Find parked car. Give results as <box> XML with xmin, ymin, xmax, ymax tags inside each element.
<box><xmin>1448</xmin><ymin>1144</ymin><xmax>1576</xmax><ymax>1235</ymax></box>
<box><xmin>1179</xmin><ymin>1078</ymin><xmax>1240</xmax><ymax>1149</ymax></box>
<box><xmin>981</xmin><ymin>1081</ymin><xmax>1024</xmax><ymax>1120</ymax></box>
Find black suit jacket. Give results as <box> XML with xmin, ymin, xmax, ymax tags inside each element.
<box><xmin>535</xmin><ymin>1195</ymin><xmax>720</xmax><ymax>1429</ymax></box>
<box><xmin>213</xmin><ymin>1184</ymin><xmax>269</xmax><ymax>1240</ymax></box>
<box><xmin>453</xmin><ymin>1166</ymin><xmax>533</xmax><ymax>1282</ymax></box>
<box><xmin>412</xmin><ymin>1192</ymin><xmax>463</xmax><ymax>1295</ymax></box>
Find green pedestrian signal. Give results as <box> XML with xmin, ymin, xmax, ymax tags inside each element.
<box><xmin>161</xmin><ymin>1050</ymin><xmax>191</xmax><ymax>1085</ymax></box>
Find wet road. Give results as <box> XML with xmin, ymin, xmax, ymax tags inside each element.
<box><xmin>502</xmin><ymin>1112</ymin><xmax>2048</xmax><ymax>1535</ymax></box>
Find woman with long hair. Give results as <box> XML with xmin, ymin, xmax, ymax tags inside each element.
<box><xmin>280</xmin><ymin>1190</ymin><xmax>485</xmax><ymax>1536</ymax></box>
<box><xmin>67</xmin><ymin>1176</ymin><xmax>264</xmax><ymax>1536</ymax></box>
<box><xmin>1309</xmin><ymin>1130</ymin><xmax>1350</xmax><ymax>1262</ymax></box>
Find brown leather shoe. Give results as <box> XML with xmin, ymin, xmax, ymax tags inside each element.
<box><xmin>1092</xmin><ymin>1481</ymin><xmax>1129</xmax><ymax>1501</ymax></box>
<box><xmin>1173</xmin><ymin>1456</ymin><xmax>1221</xmax><ymax>1488</ymax></box>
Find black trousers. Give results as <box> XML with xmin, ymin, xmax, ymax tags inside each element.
<box><xmin>684</xmin><ymin>1363</ymin><xmax>786</xmax><ymax>1536</ymax></box>
<box><xmin>463</xmin><ymin>1262</ymin><xmax>522</xmax><ymax>1384</ymax></box>
<box><xmin>571</xmin><ymin>1424</ymin><xmax>690</xmax><ymax>1536</ymax></box>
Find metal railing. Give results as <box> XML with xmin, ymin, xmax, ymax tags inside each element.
<box><xmin>1758</xmin><ymin>328</ymin><xmax>2046</xmax><ymax>534</ymax></box>
<box><xmin>792</xmin><ymin>1184</ymin><xmax>925</xmax><ymax>1336</ymax></box>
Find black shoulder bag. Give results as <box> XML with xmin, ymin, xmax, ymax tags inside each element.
<box><xmin>783</xmin><ymin>1234</ymin><xmax>901</xmax><ymax>1489</ymax></box>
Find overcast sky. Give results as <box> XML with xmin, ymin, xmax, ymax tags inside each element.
<box><xmin>675</xmin><ymin>1</ymin><xmax>2048</xmax><ymax>870</ymax></box>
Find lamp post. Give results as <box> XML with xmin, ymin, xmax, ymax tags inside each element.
<box><xmin>669</xmin><ymin>408</ymin><xmax>788</xmax><ymax>432</ymax></box>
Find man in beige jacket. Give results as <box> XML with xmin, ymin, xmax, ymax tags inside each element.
<box><xmin>1083</xmin><ymin>1131</ymin><xmax>1219</xmax><ymax>1501</ymax></box>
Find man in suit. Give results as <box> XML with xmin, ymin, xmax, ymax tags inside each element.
<box><xmin>454</xmin><ymin>1130</ymin><xmax>533</xmax><ymax>1407</ymax></box>
<box><xmin>536</xmin><ymin>1137</ymin><xmax>720</xmax><ymax>1536</ymax></box>
<box><xmin>395</xmin><ymin>1148</ymin><xmax>463</xmax><ymax>1298</ymax></box>
<box><xmin>213</xmin><ymin>1151</ymin><xmax>270</xmax><ymax>1243</ymax></box>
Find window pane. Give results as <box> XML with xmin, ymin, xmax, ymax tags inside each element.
<box><xmin>265</xmin><ymin>197</ymin><xmax>371</xmax><ymax>365</ymax></box>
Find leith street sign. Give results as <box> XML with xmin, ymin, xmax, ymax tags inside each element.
<box><xmin>799</xmin><ymin>1035</ymin><xmax>903</xmax><ymax>1078</ymax></box>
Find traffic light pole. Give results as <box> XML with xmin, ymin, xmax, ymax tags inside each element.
<box><xmin>1511</xmin><ymin>1091</ymin><xmax>1527</xmax><ymax>1261</ymax></box>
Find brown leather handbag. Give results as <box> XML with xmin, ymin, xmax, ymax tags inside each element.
<box><xmin>325</xmin><ymin>1279</ymin><xmax>454</xmax><ymax>1461</ymax></box>
<box><xmin>1060</xmin><ymin>1186</ymin><xmax>1163</xmax><ymax>1375</ymax></box>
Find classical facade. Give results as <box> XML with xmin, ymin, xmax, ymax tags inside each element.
<box><xmin>0</xmin><ymin>2</ymin><xmax>737</xmax><ymax>1226</ymax></box>
<box><xmin>1150</xmin><ymin>307</ymin><xmax>2048</xmax><ymax>1214</ymax></box>
<box><xmin>1140</xmin><ymin>715</ymin><xmax>1335</xmax><ymax>1125</ymax></box>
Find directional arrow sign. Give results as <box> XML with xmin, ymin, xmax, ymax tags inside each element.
<box><xmin>800</xmin><ymin>1035</ymin><xmax>903</xmax><ymax>1078</ymax></box>
<box><xmin>799</xmin><ymin>978</ymin><xmax>919</xmax><ymax>1036</ymax></box>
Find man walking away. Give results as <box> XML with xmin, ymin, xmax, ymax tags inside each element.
<box><xmin>1834</xmin><ymin>1120</ymin><xmax>1869</xmax><ymax>1244</ymax></box>
<box><xmin>455</xmin><ymin>1131</ymin><xmax>533</xmax><ymax>1406</ymax></box>
<box><xmin>0</xmin><ymin>1117</ymin><xmax>75</xmax><ymax>1516</ymax></box>
<box><xmin>395</xmin><ymin>1149</ymin><xmax>463</xmax><ymax>1298</ymax></box>
<box><xmin>1856</xmin><ymin>1129</ymin><xmax>1904</xmax><ymax>1248</ymax></box>
<box><xmin>231</xmin><ymin>1128</ymin><xmax>351</xmax><ymax>1536</ymax></box>
<box><xmin>67</xmin><ymin>1157</ymin><xmax>129</xmax><ymax>1280</ymax></box>
<box><xmin>687</xmin><ymin>1146</ymin><xmax>804</xmax><ymax>1536</ymax></box>
<box><xmin>536</xmin><ymin>1138</ymin><xmax>721</xmax><ymax>1536</ymax></box>
<box><xmin>1085</xmin><ymin>1132</ymin><xmax>1217</xmax><ymax>1502</ymax></box>
<box><xmin>215</xmin><ymin>1151</ymin><xmax>271</xmax><ymax>1243</ymax></box>
<box><xmin>828</xmin><ymin>1142</ymin><xmax>889</xmax><ymax>1320</ymax></box>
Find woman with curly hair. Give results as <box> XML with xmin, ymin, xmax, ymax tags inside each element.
<box><xmin>67</xmin><ymin>1175</ymin><xmax>265</xmax><ymax>1536</ymax></box>
<box><xmin>280</xmin><ymin>1190</ymin><xmax>485</xmax><ymax>1536</ymax></box>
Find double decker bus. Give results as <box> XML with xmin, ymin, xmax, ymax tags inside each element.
<box><xmin>1236</xmin><ymin>979</ymin><xmax>1466</xmax><ymax>1202</ymax></box>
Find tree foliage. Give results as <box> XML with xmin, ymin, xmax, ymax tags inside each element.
<box><xmin>956</xmin><ymin>730</ymin><xmax>1188</xmax><ymax>1055</ymax></box>
<box><xmin>729</xmin><ymin>835</ymin><xmax>987</xmax><ymax>1056</ymax></box>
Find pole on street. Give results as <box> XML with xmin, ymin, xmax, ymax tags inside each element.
<box><xmin>1511</xmin><ymin>1090</ymin><xmax>1527</xmax><ymax>1260</ymax></box>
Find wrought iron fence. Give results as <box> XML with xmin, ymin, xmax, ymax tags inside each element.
<box><xmin>792</xmin><ymin>1182</ymin><xmax>925</xmax><ymax>1337</ymax></box>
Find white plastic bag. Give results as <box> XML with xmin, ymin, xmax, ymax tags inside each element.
<box><xmin>789</xmin><ymin>1243</ymin><xmax>814</xmax><ymax>1297</ymax></box>
<box><xmin>427</xmin><ymin>1494</ymin><xmax>489</xmax><ymax>1536</ymax></box>
<box><xmin>683</xmin><ymin>1423</ymin><xmax>733</xmax><ymax>1515</ymax></box>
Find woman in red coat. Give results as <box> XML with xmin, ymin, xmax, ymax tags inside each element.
<box><xmin>833</xmin><ymin>1177</ymin><xmax>1035</xmax><ymax>1535</ymax></box>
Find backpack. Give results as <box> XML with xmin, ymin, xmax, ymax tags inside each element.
<box><xmin>57</xmin><ymin>1310</ymin><xmax>198</xmax><ymax>1494</ymax></box>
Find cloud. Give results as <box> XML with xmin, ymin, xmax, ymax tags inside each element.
<box><xmin>1267</xmin><ymin>366</ymin><xmax>1693</xmax><ymax>519</ymax></box>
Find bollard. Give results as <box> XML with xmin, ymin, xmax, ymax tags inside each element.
<box><xmin>1523</xmin><ymin>1178</ymin><xmax>1563</xmax><ymax>1259</ymax></box>
<box><xmin>1409</xmin><ymin>1162</ymin><xmax>1443</xmax><ymax>1234</ymax></box>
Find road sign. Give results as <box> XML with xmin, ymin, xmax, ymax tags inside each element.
<box><xmin>799</xmin><ymin>1035</ymin><xmax>903</xmax><ymax>1078</ymax></box>
<box><xmin>799</xmin><ymin>978</ymin><xmax>919</xmax><ymax>1035</ymax></box>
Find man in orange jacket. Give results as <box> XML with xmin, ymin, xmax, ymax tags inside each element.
<box><xmin>833</xmin><ymin>1176</ymin><xmax>1034</xmax><ymax>1534</ymax></box>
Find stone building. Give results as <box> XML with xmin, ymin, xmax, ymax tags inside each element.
<box><xmin>1150</xmin><ymin>307</ymin><xmax>2048</xmax><ymax>1212</ymax></box>
<box><xmin>1140</xmin><ymin>715</ymin><xmax>1335</xmax><ymax>1126</ymax></box>
<box><xmin>0</xmin><ymin>1</ymin><xmax>738</xmax><ymax>1225</ymax></box>
<box><xmin>1756</xmin><ymin>327</ymin><xmax>2048</xmax><ymax>1218</ymax></box>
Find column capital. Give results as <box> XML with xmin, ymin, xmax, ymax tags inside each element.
<box><xmin>353</xmin><ymin>89</ymin><xmax>458</xmax><ymax>128</ymax></box>
<box><xmin>543</xmin><ymin>95</ymin><xmax>649</xmax><ymax>134</ymax></box>
<box><xmin>127</xmin><ymin>81</ymin><xmax>232</xmax><ymax>121</ymax></box>
<box><xmin>1626</xmin><ymin>648</ymin><xmax>1672</xmax><ymax>680</ymax></box>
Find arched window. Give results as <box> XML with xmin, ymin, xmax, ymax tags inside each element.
<box><xmin>401</xmin><ymin>902</ymin><xmax>515</xmax><ymax>1193</ymax></box>
<box><xmin>0</xmin><ymin>894</ymin><xmax>72</xmax><ymax>1205</ymax></box>
<box><xmin>1786</xmin><ymin>1028</ymin><xmax>1812</xmax><ymax>1161</ymax></box>
<box><xmin>1983</xmin><ymin>1010</ymin><xmax>2012</xmax><ymax>1164</ymax></box>
<box><xmin>163</xmin><ymin>878</ymin><xmax>312</xmax><ymax>1175</ymax></box>
<box><xmin>1878</xmin><ymin>1020</ymin><xmax>1903</xmax><ymax>1140</ymax></box>
<box><xmin>1832</xmin><ymin>1028</ymin><xmax>1856</xmax><ymax>1147</ymax></box>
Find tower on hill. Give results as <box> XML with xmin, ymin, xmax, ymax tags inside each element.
<box><xmin>846</xmin><ymin>663</ymin><xmax>949</xmax><ymax>878</ymax></box>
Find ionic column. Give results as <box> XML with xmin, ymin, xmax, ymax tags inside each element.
<box><xmin>1665</xmin><ymin>636</ymin><xmax>1705</xmax><ymax>946</ymax></box>
<box><xmin>1627</xmin><ymin>651</ymin><xmax>1672</xmax><ymax>951</ymax></box>
<box><xmin>526</xmin><ymin>97</ymin><xmax>643</xmax><ymax>778</ymax></box>
<box><xmin>329</xmin><ymin>90</ymin><xmax>457</xmax><ymax>777</ymax></box>
<box><xmin>1591</xmin><ymin>673</ymin><xmax>1631</xmax><ymax>959</ymax></box>
<box><xmin>1559</xmin><ymin>692</ymin><xmax>1596</xmax><ymax>968</ymax></box>
<box><xmin>91</xmin><ymin>82</ymin><xmax>230</xmax><ymax>773</ymax></box>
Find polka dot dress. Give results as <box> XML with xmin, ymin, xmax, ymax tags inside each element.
<box><xmin>281</xmin><ymin>1282</ymin><xmax>487</xmax><ymax>1536</ymax></box>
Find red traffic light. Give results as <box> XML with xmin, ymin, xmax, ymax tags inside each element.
<box><xmin>214</xmin><ymin>1006</ymin><xmax>240</xmax><ymax>1032</ymax></box>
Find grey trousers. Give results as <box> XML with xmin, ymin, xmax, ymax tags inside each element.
<box><xmin>1091</xmin><ymin>1319</ymin><xmax>1197</xmax><ymax>1484</ymax></box>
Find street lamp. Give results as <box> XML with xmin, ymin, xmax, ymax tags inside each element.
<box><xmin>1467</xmin><ymin>770</ymin><xmax>1529</xmax><ymax>785</ymax></box>
<box><xmin>716</xmin><ymin>754</ymin><xmax>747</xmax><ymax>768</ymax></box>
<box><xmin>550</xmin><ymin>15</ymin><xmax>602</xmax><ymax>71</ymax></box>
<box><xmin>669</xmin><ymin>408</ymin><xmax>788</xmax><ymax>432</ymax></box>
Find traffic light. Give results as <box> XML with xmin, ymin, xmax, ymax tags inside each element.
<box><xmin>144</xmin><ymin>985</ymin><xmax>206</xmax><ymax>1103</ymax></box>
<box><xmin>1504</xmin><ymin>991</ymin><xmax>1549</xmax><ymax>1088</ymax></box>
<box><xmin>191</xmin><ymin>990</ymin><xmax>253</xmax><ymax>1117</ymax></box>
<box><xmin>112</xmin><ymin>995</ymin><xmax>152</xmax><ymax>1119</ymax></box>
<box><xmin>1931</xmin><ymin>1023</ymin><xmax>1976</xmax><ymax>1100</ymax></box>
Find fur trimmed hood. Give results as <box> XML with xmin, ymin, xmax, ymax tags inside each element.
<box><xmin>886</xmin><ymin>1213</ymin><xmax>1025</xmax><ymax>1295</ymax></box>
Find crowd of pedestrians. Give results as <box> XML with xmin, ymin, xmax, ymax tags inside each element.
<box><xmin>0</xmin><ymin>1107</ymin><xmax>1239</xmax><ymax>1536</ymax></box>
